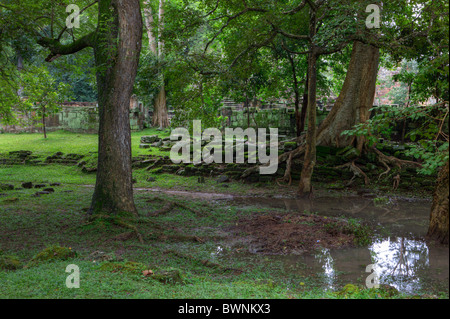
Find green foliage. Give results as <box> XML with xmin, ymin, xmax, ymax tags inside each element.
<box><xmin>0</xmin><ymin>70</ymin><xmax>22</xmax><ymax>124</ymax></box>
<box><xmin>19</xmin><ymin>65</ymin><xmax>72</xmax><ymax>137</ymax></box>
<box><xmin>343</xmin><ymin>103</ymin><xmax>449</xmax><ymax>175</ymax></box>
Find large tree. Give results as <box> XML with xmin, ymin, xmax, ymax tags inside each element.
<box><xmin>31</xmin><ymin>0</ymin><xmax>143</xmax><ymax>217</ymax></box>
<box><xmin>428</xmin><ymin>161</ymin><xmax>449</xmax><ymax>244</ymax></box>
<box><xmin>316</xmin><ymin>41</ymin><xmax>379</xmax><ymax>152</ymax></box>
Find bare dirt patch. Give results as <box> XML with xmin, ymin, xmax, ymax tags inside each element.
<box><xmin>232</xmin><ymin>213</ymin><xmax>357</xmax><ymax>255</ymax></box>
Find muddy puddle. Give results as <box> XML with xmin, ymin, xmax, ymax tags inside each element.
<box><xmin>214</xmin><ymin>195</ymin><xmax>449</xmax><ymax>295</ymax></box>
<box><xmin>139</xmin><ymin>187</ymin><xmax>448</xmax><ymax>294</ymax></box>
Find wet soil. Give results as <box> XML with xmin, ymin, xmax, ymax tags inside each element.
<box><xmin>230</xmin><ymin>213</ymin><xmax>356</xmax><ymax>255</ymax></box>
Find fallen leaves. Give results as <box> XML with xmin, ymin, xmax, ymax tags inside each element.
<box><xmin>142</xmin><ymin>270</ymin><xmax>154</xmax><ymax>277</ymax></box>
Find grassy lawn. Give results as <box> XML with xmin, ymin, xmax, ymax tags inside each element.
<box><xmin>0</xmin><ymin>131</ymin><xmax>446</xmax><ymax>299</ymax></box>
<box><xmin>0</xmin><ymin>185</ymin><xmax>431</xmax><ymax>299</ymax></box>
<box><xmin>0</xmin><ymin>128</ymin><xmax>171</xmax><ymax>158</ymax></box>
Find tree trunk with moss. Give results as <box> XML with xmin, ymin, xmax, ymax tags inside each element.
<box><xmin>38</xmin><ymin>0</ymin><xmax>142</xmax><ymax>217</ymax></box>
<box><xmin>427</xmin><ymin>161</ymin><xmax>449</xmax><ymax>244</ymax></box>
<box><xmin>316</xmin><ymin>41</ymin><xmax>379</xmax><ymax>152</ymax></box>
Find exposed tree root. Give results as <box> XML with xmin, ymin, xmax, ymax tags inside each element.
<box><xmin>113</xmin><ymin>218</ymin><xmax>145</xmax><ymax>244</ymax></box>
<box><xmin>146</xmin><ymin>197</ymin><xmax>209</xmax><ymax>217</ymax></box>
<box><xmin>393</xmin><ymin>174</ymin><xmax>401</xmax><ymax>191</ymax></box>
<box><xmin>158</xmin><ymin>234</ymin><xmax>205</xmax><ymax>243</ymax></box>
<box><xmin>335</xmin><ymin>160</ymin><xmax>370</xmax><ymax>186</ymax></box>
<box><xmin>85</xmin><ymin>214</ymin><xmax>145</xmax><ymax>244</ymax></box>
<box><xmin>146</xmin><ymin>158</ymin><xmax>162</xmax><ymax>171</ymax></box>
<box><xmin>277</xmin><ymin>152</ymin><xmax>293</xmax><ymax>186</ymax></box>
<box><xmin>165</xmin><ymin>250</ymin><xmax>243</xmax><ymax>274</ymax></box>
<box><xmin>109</xmin><ymin>231</ymin><xmax>136</xmax><ymax>242</ymax></box>
<box><xmin>372</xmin><ymin>147</ymin><xmax>422</xmax><ymax>180</ymax></box>
<box><xmin>242</xmin><ymin>144</ymin><xmax>305</xmax><ymax>181</ymax></box>
<box><xmin>148</xmin><ymin>202</ymin><xmax>175</xmax><ymax>216</ymax></box>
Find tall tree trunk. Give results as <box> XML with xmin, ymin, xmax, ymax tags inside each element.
<box><xmin>299</xmin><ymin>76</ymin><xmax>309</xmax><ymax>136</ymax></box>
<box><xmin>316</xmin><ymin>41</ymin><xmax>380</xmax><ymax>152</ymax></box>
<box><xmin>298</xmin><ymin>50</ymin><xmax>318</xmax><ymax>197</ymax></box>
<box><xmin>298</xmin><ymin>7</ymin><xmax>318</xmax><ymax>197</ymax></box>
<box><xmin>158</xmin><ymin>0</ymin><xmax>165</xmax><ymax>57</ymax></box>
<box><xmin>42</xmin><ymin>105</ymin><xmax>47</xmax><ymax>139</ymax></box>
<box><xmin>143</xmin><ymin>1</ymin><xmax>157</xmax><ymax>54</ymax></box>
<box><xmin>17</xmin><ymin>53</ymin><xmax>24</xmax><ymax>96</ymax></box>
<box><xmin>143</xmin><ymin>0</ymin><xmax>169</xmax><ymax>128</ymax></box>
<box><xmin>286</xmin><ymin>51</ymin><xmax>301</xmax><ymax>137</ymax></box>
<box><xmin>89</xmin><ymin>0</ymin><xmax>142</xmax><ymax>217</ymax></box>
<box><xmin>401</xmin><ymin>83</ymin><xmax>412</xmax><ymax>145</ymax></box>
<box><xmin>37</xmin><ymin>0</ymin><xmax>143</xmax><ymax>217</ymax></box>
<box><xmin>152</xmin><ymin>84</ymin><xmax>169</xmax><ymax>128</ymax></box>
<box><xmin>427</xmin><ymin>161</ymin><xmax>449</xmax><ymax>244</ymax></box>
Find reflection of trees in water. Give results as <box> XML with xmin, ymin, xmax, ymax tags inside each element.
<box><xmin>370</xmin><ymin>238</ymin><xmax>430</xmax><ymax>292</ymax></box>
<box><xmin>314</xmin><ymin>249</ymin><xmax>335</xmax><ymax>290</ymax></box>
<box><xmin>391</xmin><ymin>238</ymin><xmax>409</xmax><ymax>275</ymax></box>
<box><xmin>303</xmin><ymin>238</ymin><xmax>440</xmax><ymax>293</ymax></box>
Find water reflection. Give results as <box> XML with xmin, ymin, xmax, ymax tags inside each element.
<box><xmin>369</xmin><ymin>237</ymin><xmax>430</xmax><ymax>293</ymax></box>
<box><xmin>314</xmin><ymin>248</ymin><xmax>335</xmax><ymax>290</ymax></box>
<box><xmin>232</xmin><ymin>195</ymin><xmax>432</xmax><ymax>236</ymax></box>
<box><xmin>227</xmin><ymin>195</ymin><xmax>448</xmax><ymax>294</ymax></box>
<box><xmin>284</xmin><ymin>237</ymin><xmax>448</xmax><ymax>294</ymax></box>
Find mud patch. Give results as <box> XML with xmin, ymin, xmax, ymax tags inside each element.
<box><xmin>232</xmin><ymin>213</ymin><xmax>358</xmax><ymax>255</ymax></box>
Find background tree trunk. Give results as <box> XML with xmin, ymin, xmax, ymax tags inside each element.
<box><xmin>42</xmin><ymin>105</ymin><xmax>47</xmax><ymax>139</ymax></box>
<box><xmin>298</xmin><ymin>7</ymin><xmax>318</xmax><ymax>197</ymax></box>
<box><xmin>299</xmin><ymin>76</ymin><xmax>309</xmax><ymax>136</ymax></box>
<box><xmin>143</xmin><ymin>1</ymin><xmax>157</xmax><ymax>54</ymax></box>
<box><xmin>143</xmin><ymin>0</ymin><xmax>169</xmax><ymax>128</ymax></box>
<box><xmin>89</xmin><ymin>0</ymin><xmax>142</xmax><ymax>217</ymax></box>
<box><xmin>152</xmin><ymin>84</ymin><xmax>169</xmax><ymax>128</ymax></box>
<box><xmin>427</xmin><ymin>161</ymin><xmax>449</xmax><ymax>244</ymax></box>
<box><xmin>298</xmin><ymin>51</ymin><xmax>318</xmax><ymax>196</ymax></box>
<box><xmin>286</xmin><ymin>50</ymin><xmax>301</xmax><ymax>137</ymax></box>
<box><xmin>316</xmin><ymin>41</ymin><xmax>380</xmax><ymax>151</ymax></box>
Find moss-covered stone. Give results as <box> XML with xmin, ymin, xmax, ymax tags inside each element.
<box><xmin>283</xmin><ymin>142</ymin><xmax>297</xmax><ymax>151</ymax></box>
<box><xmin>378</xmin><ymin>284</ymin><xmax>399</xmax><ymax>297</ymax></box>
<box><xmin>99</xmin><ymin>261</ymin><xmax>146</xmax><ymax>274</ymax></box>
<box><xmin>337</xmin><ymin>284</ymin><xmax>360</xmax><ymax>296</ymax></box>
<box><xmin>152</xmin><ymin>268</ymin><xmax>184</xmax><ymax>284</ymax></box>
<box><xmin>337</xmin><ymin>146</ymin><xmax>361</xmax><ymax>161</ymax></box>
<box><xmin>29</xmin><ymin>245</ymin><xmax>76</xmax><ymax>266</ymax></box>
<box><xmin>0</xmin><ymin>254</ymin><xmax>21</xmax><ymax>270</ymax></box>
<box><xmin>149</xmin><ymin>167</ymin><xmax>163</xmax><ymax>174</ymax></box>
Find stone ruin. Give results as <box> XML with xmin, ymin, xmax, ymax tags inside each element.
<box><xmin>0</xmin><ymin>96</ymin><xmax>150</xmax><ymax>134</ymax></box>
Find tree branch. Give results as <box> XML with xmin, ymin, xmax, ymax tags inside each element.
<box><xmin>282</xmin><ymin>0</ymin><xmax>307</xmax><ymax>15</ymax></box>
<box><xmin>204</xmin><ymin>7</ymin><xmax>268</xmax><ymax>54</ymax></box>
<box><xmin>281</xmin><ymin>41</ymin><xmax>311</xmax><ymax>55</ymax></box>
<box><xmin>37</xmin><ymin>32</ymin><xmax>95</xmax><ymax>62</ymax></box>
<box><xmin>271</xmin><ymin>23</ymin><xmax>310</xmax><ymax>41</ymax></box>
<box><xmin>56</xmin><ymin>1</ymin><xmax>98</xmax><ymax>41</ymax></box>
<box><xmin>229</xmin><ymin>31</ymin><xmax>277</xmax><ymax>69</ymax></box>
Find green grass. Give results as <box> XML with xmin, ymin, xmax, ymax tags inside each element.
<box><xmin>0</xmin><ymin>165</ymin><xmax>96</xmax><ymax>185</ymax></box>
<box><xmin>0</xmin><ymin>186</ymin><xmax>309</xmax><ymax>299</ymax></box>
<box><xmin>0</xmin><ymin>128</ymin><xmax>171</xmax><ymax>158</ymax></box>
<box><xmin>0</xmin><ymin>131</ymin><xmax>446</xmax><ymax>299</ymax></box>
<box><xmin>0</xmin><ymin>185</ymin><xmax>446</xmax><ymax>299</ymax></box>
